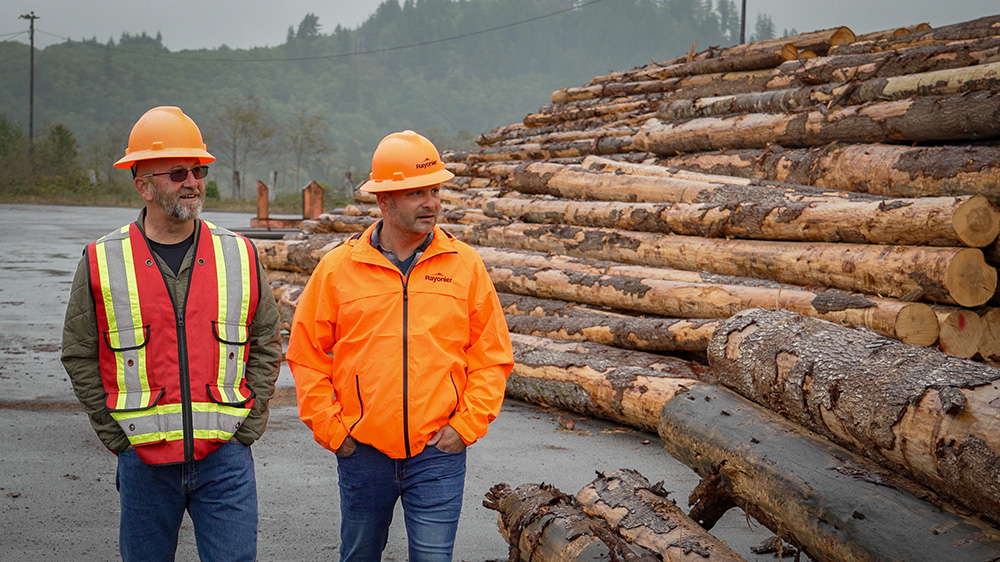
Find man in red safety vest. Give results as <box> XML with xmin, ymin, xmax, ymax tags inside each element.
<box><xmin>61</xmin><ymin>106</ymin><xmax>283</xmax><ymax>561</ymax></box>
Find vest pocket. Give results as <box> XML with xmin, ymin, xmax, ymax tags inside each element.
<box><xmin>109</xmin><ymin>388</ymin><xmax>167</xmax><ymax>446</ymax></box>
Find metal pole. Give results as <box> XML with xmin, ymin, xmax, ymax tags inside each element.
<box><xmin>19</xmin><ymin>11</ymin><xmax>38</xmax><ymax>156</ymax></box>
<box><xmin>740</xmin><ymin>0</ymin><xmax>747</xmax><ymax>44</ymax></box>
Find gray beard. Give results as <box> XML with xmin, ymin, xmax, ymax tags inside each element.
<box><xmin>153</xmin><ymin>186</ymin><xmax>203</xmax><ymax>221</ymax></box>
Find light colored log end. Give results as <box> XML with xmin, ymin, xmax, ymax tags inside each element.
<box><xmin>954</xmin><ymin>195</ymin><xmax>1000</xmax><ymax>248</ymax></box>
<box><xmin>932</xmin><ymin>306</ymin><xmax>983</xmax><ymax>359</ymax></box>
<box><xmin>893</xmin><ymin>302</ymin><xmax>940</xmax><ymax>347</ymax></box>
<box><xmin>946</xmin><ymin>249</ymin><xmax>997</xmax><ymax>307</ymax></box>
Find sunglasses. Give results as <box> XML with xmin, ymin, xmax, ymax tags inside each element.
<box><xmin>141</xmin><ymin>165</ymin><xmax>209</xmax><ymax>182</ymax></box>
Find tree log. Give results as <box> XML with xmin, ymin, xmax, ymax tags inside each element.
<box><xmin>482</xmin><ymin>193</ymin><xmax>1000</xmax><ymax>248</ymax></box>
<box><xmin>977</xmin><ymin>307</ymin><xmax>1000</xmax><ymax>364</ymax></box>
<box><xmin>504</xmin><ymin>313</ymin><xmax>715</xmax><ymax>355</ymax></box>
<box><xmin>503</xmin><ymin>335</ymin><xmax>1000</xmax><ymax>562</ymax></box>
<box><xmin>507</xmin><ymin>333</ymin><xmax>712</xmax><ymax>432</ymax></box>
<box><xmin>707</xmin><ymin>307</ymin><xmax>1000</xmax><ymax>524</ymax></box>
<box><xmin>482</xmin><ymin>482</ymin><xmax>659</xmax><ymax>562</ymax></box>
<box><xmin>657</xmin><ymin>61</ymin><xmax>1000</xmax><ymax>122</ymax></box>
<box><xmin>461</xmin><ymin>222</ymin><xmax>997</xmax><ymax>307</ymax></box>
<box><xmin>575</xmin><ymin>469</ymin><xmax>746</xmax><ymax>562</ymax></box>
<box><xmin>256</xmin><ymin>234</ymin><xmax>351</xmax><ymax>273</ymax></box>
<box><xmin>931</xmin><ymin>305</ymin><xmax>984</xmax><ymax>359</ymax></box>
<box><xmin>657</xmin><ymin>383</ymin><xmax>1000</xmax><ymax>562</ymax></box>
<box><xmin>828</xmin><ymin>14</ymin><xmax>1000</xmax><ymax>56</ymax></box>
<box><xmin>634</xmin><ymin>91</ymin><xmax>1000</xmax><ymax>154</ymax></box>
<box><xmin>485</xmin><ymin>262</ymin><xmax>939</xmax><ymax>345</ymax></box>
<box><xmin>653</xmin><ymin>143</ymin><xmax>1000</xmax><ymax>203</ymax></box>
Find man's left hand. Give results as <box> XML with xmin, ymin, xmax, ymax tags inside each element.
<box><xmin>427</xmin><ymin>424</ymin><xmax>466</xmax><ymax>453</ymax></box>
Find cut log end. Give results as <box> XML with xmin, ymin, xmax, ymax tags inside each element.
<box><xmin>954</xmin><ymin>195</ymin><xmax>1000</xmax><ymax>248</ymax></box>
<box><xmin>946</xmin><ymin>249</ymin><xmax>997</xmax><ymax>307</ymax></box>
<box><xmin>934</xmin><ymin>307</ymin><xmax>983</xmax><ymax>359</ymax></box>
<box><xmin>895</xmin><ymin>302</ymin><xmax>941</xmax><ymax>347</ymax></box>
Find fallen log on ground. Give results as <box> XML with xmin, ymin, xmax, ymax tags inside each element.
<box><xmin>507</xmin><ymin>333</ymin><xmax>712</xmax><ymax>432</ymax></box>
<box><xmin>504</xmin><ymin>313</ymin><xmax>715</xmax><ymax>355</ymax></box>
<box><xmin>483</xmin><ymin>482</ymin><xmax>660</xmax><ymax>562</ymax></box>
<box><xmin>657</xmin><ymin>382</ymin><xmax>1000</xmax><ymax>562</ymax></box>
<box><xmin>575</xmin><ymin>469</ymin><xmax>748</xmax><ymax>562</ymax></box>
<box><xmin>505</xmin><ymin>336</ymin><xmax>1000</xmax><ymax>562</ymax></box>
<box><xmin>708</xmin><ymin>307</ymin><xmax>1000</xmax><ymax>525</ymax></box>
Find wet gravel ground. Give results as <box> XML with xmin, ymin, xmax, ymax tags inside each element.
<box><xmin>0</xmin><ymin>204</ymin><xmax>783</xmax><ymax>561</ymax></box>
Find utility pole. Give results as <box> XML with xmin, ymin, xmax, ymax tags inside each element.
<box><xmin>740</xmin><ymin>0</ymin><xmax>747</xmax><ymax>44</ymax></box>
<box><xmin>19</xmin><ymin>11</ymin><xmax>39</xmax><ymax>157</ymax></box>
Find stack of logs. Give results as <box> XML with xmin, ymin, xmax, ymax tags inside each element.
<box><xmin>258</xmin><ymin>14</ymin><xmax>1000</xmax><ymax>562</ymax></box>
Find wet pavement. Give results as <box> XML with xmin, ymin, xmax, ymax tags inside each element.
<box><xmin>0</xmin><ymin>203</ymin><xmax>782</xmax><ymax>561</ymax></box>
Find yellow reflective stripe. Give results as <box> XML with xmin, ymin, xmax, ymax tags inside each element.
<box><xmin>212</xmin><ymin>226</ymin><xmax>230</xmax><ymax>390</ymax></box>
<box><xmin>112</xmin><ymin>401</ymin><xmax>251</xmax><ymax>444</ymax></box>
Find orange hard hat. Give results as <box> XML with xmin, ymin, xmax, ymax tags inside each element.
<box><xmin>360</xmin><ymin>130</ymin><xmax>454</xmax><ymax>193</ymax></box>
<box><xmin>114</xmin><ymin>106</ymin><xmax>215</xmax><ymax>169</ymax></box>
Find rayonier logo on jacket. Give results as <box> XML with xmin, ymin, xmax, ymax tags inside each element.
<box><xmin>415</xmin><ymin>158</ymin><xmax>438</xmax><ymax>170</ymax></box>
<box><xmin>425</xmin><ymin>273</ymin><xmax>453</xmax><ymax>283</ymax></box>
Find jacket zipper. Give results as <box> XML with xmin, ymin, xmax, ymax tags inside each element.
<box><xmin>402</xmin><ymin>278</ymin><xmax>411</xmax><ymax>458</ymax></box>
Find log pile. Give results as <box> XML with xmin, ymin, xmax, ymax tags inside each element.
<box><xmin>258</xmin><ymin>14</ymin><xmax>1000</xmax><ymax>561</ymax></box>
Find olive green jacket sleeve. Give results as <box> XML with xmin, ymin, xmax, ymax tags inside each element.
<box><xmin>60</xmin><ymin>234</ymin><xmax>283</xmax><ymax>452</ymax></box>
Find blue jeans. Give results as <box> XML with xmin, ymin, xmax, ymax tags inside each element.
<box><xmin>336</xmin><ymin>442</ymin><xmax>466</xmax><ymax>562</ymax></box>
<box><xmin>116</xmin><ymin>441</ymin><xmax>258</xmax><ymax>562</ymax></box>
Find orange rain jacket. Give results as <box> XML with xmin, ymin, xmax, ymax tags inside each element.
<box><xmin>286</xmin><ymin>224</ymin><xmax>514</xmax><ymax>459</ymax></box>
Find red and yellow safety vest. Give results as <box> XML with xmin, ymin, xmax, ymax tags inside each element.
<box><xmin>87</xmin><ymin>220</ymin><xmax>260</xmax><ymax>465</ymax></box>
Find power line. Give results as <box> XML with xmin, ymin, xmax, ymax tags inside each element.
<box><xmin>13</xmin><ymin>0</ymin><xmax>613</xmax><ymax>63</ymax></box>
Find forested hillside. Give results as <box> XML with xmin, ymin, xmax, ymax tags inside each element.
<box><xmin>0</xmin><ymin>0</ymin><xmax>760</xmax><ymax>201</ymax></box>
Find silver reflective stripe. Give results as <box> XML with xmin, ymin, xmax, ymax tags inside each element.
<box><xmin>97</xmin><ymin>228</ymin><xmax>148</xmax><ymax>411</ymax></box>
<box><xmin>207</xmin><ymin>222</ymin><xmax>252</xmax><ymax>403</ymax></box>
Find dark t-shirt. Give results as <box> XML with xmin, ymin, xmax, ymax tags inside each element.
<box><xmin>148</xmin><ymin>232</ymin><xmax>195</xmax><ymax>275</ymax></box>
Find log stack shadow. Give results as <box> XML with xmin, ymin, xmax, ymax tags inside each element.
<box><xmin>259</xmin><ymin>15</ymin><xmax>1000</xmax><ymax>561</ymax></box>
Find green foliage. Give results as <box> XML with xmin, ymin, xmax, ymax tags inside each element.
<box><xmin>0</xmin><ymin>0</ymin><xmax>765</xmax><ymax>204</ymax></box>
<box><xmin>205</xmin><ymin>180</ymin><xmax>220</xmax><ymax>199</ymax></box>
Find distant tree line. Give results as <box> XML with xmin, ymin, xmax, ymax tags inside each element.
<box><xmin>0</xmin><ymin>0</ymin><xmax>775</xmax><ymax>204</ymax></box>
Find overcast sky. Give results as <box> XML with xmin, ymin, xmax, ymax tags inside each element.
<box><xmin>2</xmin><ymin>0</ymin><xmax>997</xmax><ymax>53</ymax></box>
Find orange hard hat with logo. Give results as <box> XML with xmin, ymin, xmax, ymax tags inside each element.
<box><xmin>360</xmin><ymin>130</ymin><xmax>454</xmax><ymax>193</ymax></box>
<box><xmin>114</xmin><ymin>106</ymin><xmax>215</xmax><ymax>169</ymax></box>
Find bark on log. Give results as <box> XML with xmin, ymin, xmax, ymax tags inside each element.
<box><xmin>507</xmin><ymin>160</ymin><xmax>882</xmax><ymax>205</ymax></box>
<box><xmin>657</xmin><ymin>383</ymin><xmax>1000</xmax><ymax>562</ymax></box>
<box><xmin>657</xmin><ymin>61</ymin><xmax>1000</xmax><ymax>122</ymax></box>
<box><xmin>507</xmin><ymin>333</ymin><xmax>712</xmax><ymax>432</ymax></box>
<box><xmin>828</xmin><ymin>14</ymin><xmax>1000</xmax><ymax>56</ymax></box>
<box><xmin>462</xmin><ymin>222</ymin><xmax>997</xmax><ymax>307</ymax></box>
<box><xmin>454</xmin><ymin>136</ymin><xmax>637</xmax><ymax>163</ymax></box>
<box><xmin>585</xmin><ymin>27</ymin><xmax>854</xmax><ymax>87</ymax></box>
<box><xmin>482</xmin><ymin>193</ymin><xmax>1000</xmax><ymax>248</ymax></box>
<box><xmin>483</xmin><ymin>482</ymin><xmax>659</xmax><ymax>562</ymax></box>
<box><xmin>854</xmin><ymin>23</ymin><xmax>931</xmax><ymax>42</ymax></box>
<box><xmin>707</xmin><ymin>307</ymin><xmax>1000</xmax><ymax>525</ymax></box>
<box><xmin>653</xmin><ymin>143</ymin><xmax>1000</xmax><ymax>203</ymax></box>
<box><xmin>634</xmin><ymin>91</ymin><xmax>1000</xmax><ymax>154</ymax></box>
<box><xmin>504</xmin><ymin>335</ymin><xmax>1000</xmax><ymax>562</ymax></box>
<box><xmin>485</xmin><ymin>262</ymin><xmax>939</xmax><ymax>345</ymax></box>
<box><xmin>575</xmin><ymin>469</ymin><xmax>747</xmax><ymax>562</ymax></box>
<box><xmin>256</xmin><ymin>234</ymin><xmax>351</xmax><ymax>273</ymax></box>
<box><xmin>504</xmin><ymin>313</ymin><xmax>715</xmax><ymax>354</ymax></box>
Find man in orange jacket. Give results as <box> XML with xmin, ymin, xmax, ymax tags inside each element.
<box><xmin>286</xmin><ymin>130</ymin><xmax>514</xmax><ymax>562</ymax></box>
